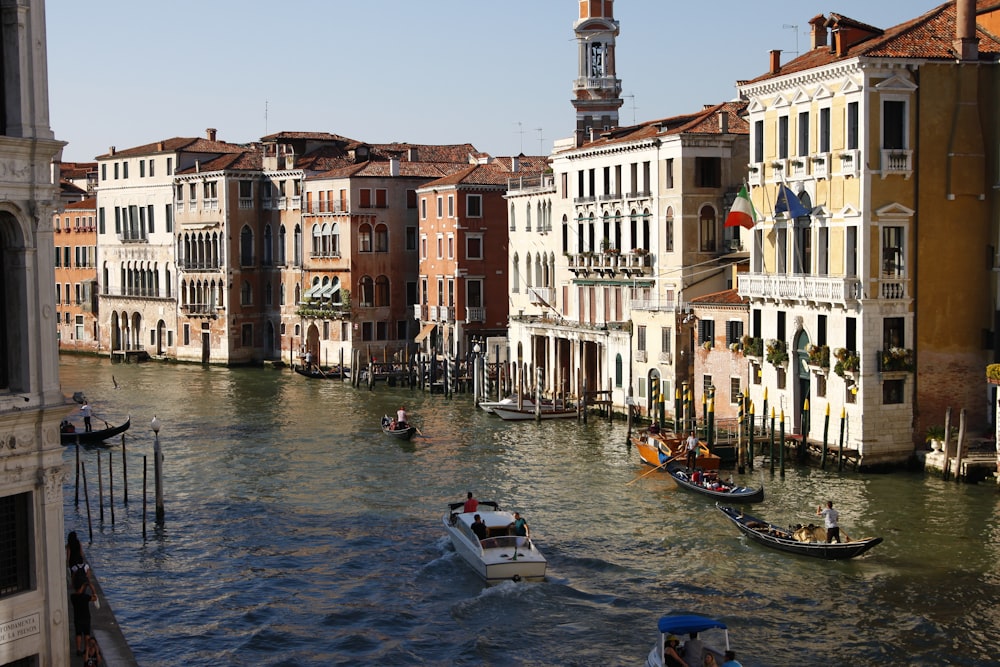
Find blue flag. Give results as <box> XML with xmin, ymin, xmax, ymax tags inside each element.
<box><xmin>774</xmin><ymin>184</ymin><xmax>810</xmax><ymax>218</ymax></box>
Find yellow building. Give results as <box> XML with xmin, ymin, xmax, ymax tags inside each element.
<box><xmin>737</xmin><ymin>0</ymin><xmax>1000</xmax><ymax>466</ymax></box>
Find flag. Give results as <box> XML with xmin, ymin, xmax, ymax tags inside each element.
<box><xmin>774</xmin><ymin>184</ymin><xmax>810</xmax><ymax>219</ymax></box>
<box><xmin>725</xmin><ymin>184</ymin><xmax>757</xmax><ymax>229</ymax></box>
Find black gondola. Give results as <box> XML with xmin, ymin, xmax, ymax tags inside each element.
<box><xmin>60</xmin><ymin>416</ymin><xmax>131</xmax><ymax>446</ymax></box>
<box><xmin>665</xmin><ymin>462</ymin><xmax>764</xmax><ymax>503</ymax></box>
<box><xmin>717</xmin><ymin>505</ymin><xmax>883</xmax><ymax>560</ymax></box>
<box><xmin>293</xmin><ymin>365</ymin><xmax>350</xmax><ymax>380</ymax></box>
<box><xmin>381</xmin><ymin>415</ymin><xmax>416</xmax><ymax>440</ymax></box>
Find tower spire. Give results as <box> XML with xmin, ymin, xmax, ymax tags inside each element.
<box><xmin>572</xmin><ymin>0</ymin><xmax>623</xmax><ymax>146</ymax></box>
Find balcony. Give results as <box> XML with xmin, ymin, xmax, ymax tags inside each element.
<box><xmin>838</xmin><ymin>149</ymin><xmax>860</xmax><ymax>178</ymax></box>
<box><xmin>786</xmin><ymin>157</ymin><xmax>809</xmax><ymax>179</ymax></box>
<box><xmin>738</xmin><ymin>273</ymin><xmax>862</xmax><ymax>307</ymax></box>
<box><xmin>881</xmin><ymin>149</ymin><xmax>913</xmax><ymax>179</ymax></box>
<box><xmin>528</xmin><ymin>287</ymin><xmax>554</xmax><ymax>306</ymax></box>
<box><xmin>878</xmin><ymin>277</ymin><xmax>909</xmax><ymax>300</ymax></box>
<box><xmin>621</xmin><ymin>251</ymin><xmax>652</xmax><ymax>275</ymax></box>
<box><xmin>466</xmin><ymin>307</ymin><xmax>485</xmax><ymax>323</ymax></box>
<box><xmin>747</xmin><ymin>164</ymin><xmax>763</xmax><ymax>187</ymax></box>
<box><xmin>431</xmin><ymin>305</ymin><xmax>454</xmax><ymax>321</ymax></box>
<box><xmin>181</xmin><ymin>303</ymin><xmax>218</xmax><ymax>317</ymax></box>
<box><xmin>630</xmin><ymin>299</ymin><xmax>677</xmax><ymax>312</ymax></box>
<box><xmin>506</xmin><ymin>174</ymin><xmax>555</xmax><ymax>195</ymax></box>
<box><xmin>811</xmin><ymin>153</ymin><xmax>830</xmax><ymax>179</ymax></box>
<box><xmin>413</xmin><ymin>304</ymin><xmax>427</xmax><ymax>320</ymax></box>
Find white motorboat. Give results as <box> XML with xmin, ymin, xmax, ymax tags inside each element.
<box><xmin>478</xmin><ymin>397</ymin><xmax>520</xmax><ymax>414</ymax></box>
<box><xmin>442</xmin><ymin>500</ymin><xmax>547</xmax><ymax>584</ymax></box>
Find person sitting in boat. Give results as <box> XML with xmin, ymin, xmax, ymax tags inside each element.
<box><xmin>381</xmin><ymin>415</ymin><xmax>390</xmax><ymax>429</ymax></box>
<box><xmin>61</xmin><ymin>420</ymin><xmax>76</xmax><ymax>433</ymax></box>
<box><xmin>389</xmin><ymin>418</ymin><xmax>397</xmax><ymax>431</ymax></box>
<box><xmin>471</xmin><ymin>514</ymin><xmax>488</xmax><ymax>541</ymax></box>
<box><xmin>691</xmin><ymin>469</ymin><xmax>702</xmax><ymax>485</ymax></box>
<box><xmin>648</xmin><ymin>421</ymin><xmax>660</xmax><ymax>435</ymax></box>
<box><xmin>463</xmin><ymin>492</ymin><xmax>478</xmax><ymax>513</ymax></box>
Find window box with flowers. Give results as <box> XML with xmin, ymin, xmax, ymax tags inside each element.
<box><xmin>765</xmin><ymin>339</ymin><xmax>788</xmax><ymax>367</ymax></box>
<box><xmin>702</xmin><ymin>340</ymin><xmax>714</xmax><ymax>351</ymax></box>
<box><xmin>987</xmin><ymin>363</ymin><xmax>1000</xmax><ymax>385</ymax></box>
<box><xmin>742</xmin><ymin>335</ymin><xmax>763</xmax><ymax>359</ymax></box>
<box><xmin>878</xmin><ymin>347</ymin><xmax>914</xmax><ymax>373</ymax></box>
<box><xmin>631</xmin><ymin>248</ymin><xmax>648</xmax><ymax>256</ymax></box>
<box><xmin>805</xmin><ymin>343</ymin><xmax>830</xmax><ymax>370</ymax></box>
<box><xmin>833</xmin><ymin>347</ymin><xmax>860</xmax><ymax>378</ymax></box>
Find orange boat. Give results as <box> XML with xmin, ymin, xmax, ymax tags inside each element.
<box><xmin>632</xmin><ymin>431</ymin><xmax>721</xmax><ymax>471</ymax></box>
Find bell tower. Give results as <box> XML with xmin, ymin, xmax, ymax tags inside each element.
<box><xmin>572</xmin><ymin>0</ymin><xmax>623</xmax><ymax>144</ymax></box>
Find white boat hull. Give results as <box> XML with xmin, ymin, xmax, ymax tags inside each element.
<box><xmin>443</xmin><ymin>505</ymin><xmax>547</xmax><ymax>584</ymax></box>
<box><xmin>490</xmin><ymin>406</ymin><xmax>576</xmax><ymax>421</ymax></box>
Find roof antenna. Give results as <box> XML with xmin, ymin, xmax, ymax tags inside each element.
<box><xmin>535</xmin><ymin>128</ymin><xmax>544</xmax><ymax>155</ymax></box>
<box><xmin>782</xmin><ymin>24</ymin><xmax>800</xmax><ymax>58</ymax></box>
<box><xmin>623</xmin><ymin>93</ymin><xmax>638</xmax><ymax>125</ymax></box>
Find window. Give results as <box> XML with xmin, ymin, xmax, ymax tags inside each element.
<box><xmin>847</xmin><ymin>102</ymin><xmax>859</xmax><ymax>150</ymax></box>
<box><xmin>699</xmin><ymin>205</ymin><xmax>716</xmax><ymax>252</ymax></box>
<box><xmin>467</xmin><ymin>279</ymin><xmax>483</xmax><ymax>308</ymax></box>
<box><xmin>166</xmin><ymin>204</ymin><xmax>173</xmax><ymax>233</ymax></box>
<box><xmin>467</xmin><ymin>194</ymin><xmax>482</xmax><ymax>217</ymax></box>
<box><xmin>695</xmin><ymin>157</ymin><xmax>720</xmax><ymax>188</ymax></box>
<box><xmin>637</xmin><ymin>325</ymin><xmax>646</xmax><ymax>352</ymax></box>
<box><xmin>661</xmin><ymin>327</ymin><xmax>672</xmax><ymax>354</ymax></box>
<box><xmin>359</xmin><ymin>224</ymin><xmax>372</xmax><ymax>253</ymax></box>
<box><xmin>375</xmin><ymin>276</ymin><xmax>390</xmax><ymax>307</ymax></box>
<box><xmin>665</xmin><ymin>207</ymin><xmax>674</xmax><ymax>253</ymax></box>
<box><xmin>730</xmin><ymin>378</ymin><xmax>741</xmax><ymax>405</ymax></box>
<box><xmin>240</xmin><ymin>227</ymin><xmax>253</xmax><ymax>266</ymax></box>
<box><xmin>241</xmin><ymin>281</ymin><xmax>252</xmax><ymax>305</ymax></box>
<box><xmin>447</xmin><ymin>234</ymin><xmax>454</xmax><ymax>259</ymax></box>
<box><xmin>436</xmin><ymin>196</ymin><xmax>443</xmax><ymax>218</ymax></box>
<box><xmin>665</xmin><ymin>159</ymin><xmax>674</xmax><ymax>189</ymax></box>
<box><xmin>819</xmin><ymin>108</ymin><xmax>831</xmax><ymax>153</ymax></box>
<box><xmin>241</xmin><ymin>324</ymin><xmax>253</xmax><ymax>347</ymax></box>
<box><xmin>698</xmin><ymin>319</ymin><xmax>715</xmax><ymax>345</ymax></box>
<box><xmin>436</xmin><ymin>234</ymin><xmax>443</xmax><ymax>259</ymax></box>
<box><xmin>0</xmin><ymin>492</ymin><xmax>32</xmax><ymax>598</ymax></box>
<box><xmin>139</xmin><ymin>160</ymin><xmax>145</xmax><ymax>178</ymax></box>
<box><xmin>374</xmin><ymin>224</ymin><xmax>388</xmax><ymax>252</ymax></box>
<box><xmin>466</xmin><ymin>235</ymin><xmax>483</xmax><ymax>260</ymax></box>
<box><xmin>725</xmin><ymin>321</ymin><xmax>744</xmax><ymax>347</ymax></box>
<box><xmin>615</xmin><ymin>354</ymin><xmax>623</xmax><ymax>388</ymax></box>
<box><xmin>448</xmin><ymin>195</ymin><xmax>454</xmax><ymax>218</ymax></box>
<box><xmin>375</xmin><ymin>189</ymin><xmax>387</xmax><ymax>208</ymax></box>
<box><xmin>778</xmin><ymin>115</ymin><xmax>789</xmax><ymax>159</ymax></box>
<box><xmin>420</xmin><ymin>198</ymin><xmax>427</xmax><ymax>219</ymax></box>
<box><xmin>883</xmin><ymin>379</ymin><xmax>904</xmax><ymax>404</ymax></box>
<box><xmin>797</xmin><ymin>111</ymin><xmax>809</xmax><ymax>156</ymax></box>
<box><xmin>882</xmin><ymin>226</ymin><xmax>904</xmax><ymax>277</ymax></box>
<box><xmin>883</xmin><ymin>100</ymin><xmax>906</xmax><ymax>150</ymax></box>
<box><xmin>359</xmin><ymin>276</ymin><xmax>374</xmax><ymax>307</ymax></box>
<box><xmin>753</xmin><ymin>120</ymin><xmax>764</xmax><ymax>163</ymax></box>
<box><xmin>405</xmin><ymin>226</ymin><xmax>417</xmax><ymax>251</ymax></box>
<box><xmin>883</xmin><ymin>317</ymin><xmax>904</xmax><ymax>350</ymax></box>
<box><xmin>167</xmin><ymin>157</ymin><xmax>173</xmax><ymax>175</ymax></box>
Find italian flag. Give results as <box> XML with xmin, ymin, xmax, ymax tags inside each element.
<box><xmin>725</xmin><ymin>184</ymin><xmax>757</xmax><ymax>229</ymax></box>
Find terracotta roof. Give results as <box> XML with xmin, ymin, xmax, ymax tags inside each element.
<box><xmin>690</xmin><ymin>288</ymin><xmax>746</xmax><ymax>306</ymax></box>
<box><xmin>59</xmin><ymin>162</ymin><xmax>96</xmax><ymax>179</ymax></box>
<box><xmin>261</xmin><ymin>131</ymin><xmax>359</xmax><ymax>144</ymax></box>
<box><xmin>745</xmin><ymin>1</ymin><xmax>1000</xmax><ymax>84</ymax></box>
<box><xmin>567</xmin><ymin>100</ymin><xmax>749</xmax><ymax>152</ymax></box>
<box><xmin>64</xmin><ymin>197</ymin><xmax>96</xmax><ymax>210</ymax></box>
<box><xmin>59</xmin><ymin>181</ymin><xmax>88</xmax><ymax>197</ymax></box>
<box><xmin>175</xmin><ymin>148</ymin><xmax>263</xmax><ymax>175</ymax></box>
<box><xmin>96</xmin><ymin>136</ymin><xmax>248</xmax><ymax>160</ymax></box>
<box><xmin>419</xmin><ymin>156</ymin><xmax>549</xmax><ymax>188</ymax></box>
<box><xmin>369</xmin><ymin>142</ymin><xmax>480</xmax><ymax>163</ymax></box>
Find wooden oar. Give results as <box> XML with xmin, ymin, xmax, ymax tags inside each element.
<box><xmin>413</xmin><ymin>424</ymin><xmax>425</xmax><ymax>437</ymax></box>
<box><xmin>626</xmin><ymin>454</ymin><xmax>681</xmax><ymax>486</ymax></box>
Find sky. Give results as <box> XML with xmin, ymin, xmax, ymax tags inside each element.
<box><xmin>46</xmin><ymin>1</ymin><xmax>934</xmax><ymax>163</ymax></box>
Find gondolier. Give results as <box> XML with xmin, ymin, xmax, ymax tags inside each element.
<box><xmin>685</xmin><ymin>432</ymin><xmax>698</xmax><ymax>470</ymax></box>
<box><xmin>816</xmin><ymin>500</ymin><xmax>841</xmax><ymax>543</ymax></box>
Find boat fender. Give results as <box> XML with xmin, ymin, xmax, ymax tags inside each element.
<box><xmin>512</xmin><ymin>574</ymin><xmax>522</xmax><ymax>582</ymax></box>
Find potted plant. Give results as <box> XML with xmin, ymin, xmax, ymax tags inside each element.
<box><xmin>880</xmin><ymin>347</ymin><xmax>914</xmax><ymax>372</ymax></box>
<box><xmin>833</xmin><ymin>347</ymin><xmax>860</xmax><ymax>378</ymax></box>
<box><xmin>702</xmin><ymin>340</ymin><xmax>713</xmax><ymax>351</ymax></box>
<box><xmin>742</xmin><ymin>335</ymin><xmax>763</xmax><ymax>358</ymax></box>
<box><xmin>986</xmin><ymin>363</ymin><xmax>1000</xmax><ymax>384</ymax></box>
<box><xmin>806</xmin><ymin>344</ymin><xmax>830</xmax><ymax>369</ymax></box>
<box><xmin>925</xmin><ymin>425</ymin><xmax>946</xmax><ymax>452</ymax></box>
<box><xmin>765</xmin><ymin>339</ymin><xmax>788</xmax><ymax>367</ymax></box>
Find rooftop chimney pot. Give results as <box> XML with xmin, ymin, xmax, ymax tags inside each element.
<box><xmin>769</xmin><ymin>49</ymin><xmax>782</xmax><ymax>74</ymax></box>
<box><xmin>206</xmin><ymin>128</ymin><xmax>217</xmax><ymax>141</ymax></box>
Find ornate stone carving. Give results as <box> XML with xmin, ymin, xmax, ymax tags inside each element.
<box><xmin>38</xmin><ymin>466</ymin><xmax>65</xmax><ymax>503</ymax></box>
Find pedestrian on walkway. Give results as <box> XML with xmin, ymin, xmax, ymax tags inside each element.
<box><xmin>84</xmin><ymin>636</ymin><xmax>103</xmax><ymax>666</ymax></box>
<box><xmin>70</xmin><ymin>567</ymin><xmax>96</xmax><ymax>656</ymax></box>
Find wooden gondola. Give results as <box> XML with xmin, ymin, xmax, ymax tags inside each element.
<box><xmin>716</xmin><ymin>505</ymin><xmax>883</xmax><ymax>560</ymax></box>
<box><xmin>381</xmin><ymin>416</ymin><xmax>416</xmax><ymax>440</ymax></box>
<box><xmin>293</xmin><ymin>365</ymin><xmax>350</xmax><ymax>380</ymax></box>
<box><xmin>60</xmin><ymin>416</ymin><xmax>131</xmax><ymax>446</ymax></box>
<box><xmin>665</xmin><ymin>462</ymin><xmax>764</xmax><ymax>503</ymax></box>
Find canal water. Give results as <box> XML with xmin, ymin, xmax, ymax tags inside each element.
<box><xmin>58</xmin><ymin>356</ymin><xmax>1000</xmax><ymax>666</ymax></box>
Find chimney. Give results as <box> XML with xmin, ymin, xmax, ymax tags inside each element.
<box><xmin>407</xmin><ymin>147</ymin><xmax>418</xmax><ymax>162</ymax></box>
<box><xmin>954</xmin><ymin>0</ymin><xmax>979</xmax><ymax>62</ymax></box>
<box><xmin>206</xmin><ymin>128</ymin><xmax>217</xmax><ymax>141</ymax></box>
<box><xmin>718</xmin><ymin>111</ymin><xmax>729</xmax><ymax>134</ymax></box>
<box><xmin>809</xmin><ymin>15</ymin><xmax>828</xmax><ymax>49</ymax></box>
<box><xmin>769</xmin><ymin>49</ymin><xmax>782</xmax><ymax>74</ymax></box>
<box><xmin>109</xmin><ymin>146</ymin><xmax>116</xmax><ymax>156</ymax></box>
<box><xmin>511</xmin><ymin>155</ymin><xmax>520</xmax><ymax>173</ymax></box>
<box><xmin>389</xmin><ymin>156</ymin><xmax>400</xmax><ymax>177</ymax></box>
<box><xmin>195</xmin><ymin>160</ymin><xmax>200</xmax><ymax>173</ymax></box>
<box><xmin>157</xmin><ymin>141</ymin><xmax>165</xmax><ymax>151</ymax></box>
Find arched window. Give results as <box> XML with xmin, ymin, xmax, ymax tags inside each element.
<box><xmin>241</xmin><ymin>280</ymin><xmax>252</xmax><ymax>306</ymax></box>
<box><xmin>374</xmin><ymin>224</ymin><xmax>388</xmax><ymax>252</ymax></box>
<box><xmin>699</xmin><ymin>205</ymin><xmax>717</xmax><ymax>252</ymax></box>
<box><xmin>278</xmin><ymin>225</ymin><xmax>287</xmax><ymax>265</ymax></box>
<box><xmin>642</xmin><ymin>208</ymin><xmax>651</xmax><ymax>251</ymax></box>
<box><xmin>512</xmin><ymin>253</ymin><xmax>520</xmax><ymax>294</ymax></box>
<box><xmin>561</xmin><ymin>214</ymin><xmax>569</xmax><ymax>253</ymax></box>
<box><xmin>375</xmin><ymin>275</ymin><xmax>390</xmax><ymax>306</ymax></box>
<box><xmin>358</xmin><ymin>275</ymin><xmax>374</xmax><ymax>307</ymax></box>
<box><xmin>359</xmin><ymin>223</ymin><xmax>373</xmax><ymax>253</ymax></box>
<box><xmin>615</xmin><ymin>353</ymin><xmax>623</xmax><ymax>388</ymax></box>
<box><xmin>509</xmin><ymin>203</ymin><xmax>516</xmax><ymax>231</ymax></box>
<box><xmin>240</xmin><ymin>226</ymin><xmax>254</xmax><ymax>266</ymax></box>
<box><xmin>525</xmin><ymin>252</ymin><xmax>533</xmax><ymax>289</ymax></box>
<box><xmin>293</xmin><ymin>224</ymin><xmax>302</xmax><ymax>266</ymax></box>
<box><xmin>665</xmin><ymin>206</ymin><xmax>675</xmax><ymax>253</ymax></box>
<box><xmin>331</xmin><ymin>222</ymin><xmax>340</xmax><ymax>256</ymax></box>
<box><xmin>311</xmin><ymin>223</ymin><xmax>322</xmax><ymax>257</ymax></box>
<box><xmin>525</xmin><ymin>202</ymin><xmax>532</xmax><ymax>232</ymax></box>
<box><xmin>263</xmin><ymin>225</ymin><xmax>273</xmax><ymax>266</ymax></box>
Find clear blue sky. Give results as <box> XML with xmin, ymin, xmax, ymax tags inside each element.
<box><xmin>47</xmin><ymin>1</ymin><xmax>931</xmax><ymax>163</ymax></box>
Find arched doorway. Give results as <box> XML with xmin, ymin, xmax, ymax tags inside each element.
<box><xmin>647</xmin><ymin>368</ymin><xmax>661</xmax><ymax>419</ymax></box>
<box><xmin>793</xmin><ymin>330</ymin><xmax>811</xmax><ymax>433</ymax></box>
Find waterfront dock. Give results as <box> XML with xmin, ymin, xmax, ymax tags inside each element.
<box><xmin>69</xmin><ymin>562</ymin><xmax>137</xmax><ymax>667</ymax></box>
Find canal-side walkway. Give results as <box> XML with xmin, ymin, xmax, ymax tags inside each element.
<box><xmin>68</xmin><ymin>561</ymin><xmax>138</xmax><ymax>667</ymax></box>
